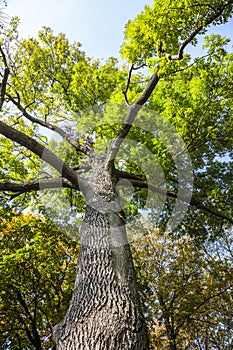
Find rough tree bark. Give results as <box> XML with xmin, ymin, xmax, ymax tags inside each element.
<box><xmin>53</xmin><ymin>157</ymin><xmax>149</xmax><ymax>349</ymax></box>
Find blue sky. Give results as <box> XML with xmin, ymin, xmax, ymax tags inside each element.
<box><xmin>5</xmin><ymin>0</ymin><xmax>154</xmax><ymax>59</ymax></box>
<box><xmin>4</xmin><ymin>0</ymin><xmax>233</xmax><ymax>60</ymax></box>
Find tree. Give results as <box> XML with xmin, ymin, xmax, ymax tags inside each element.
<box><xmin>0</xmin><ymin>1</ymin><xmax>232</xmax><ymax>349</ymax></box>
<box><xmin>132</xmin><ymin>228</ymin><xmax>233</xmax><ymax>349</ymax></box>
<box><xmin>0</xmin><ymin>209</ymin><xmax>79</xmax><ymax>349</ymax></box>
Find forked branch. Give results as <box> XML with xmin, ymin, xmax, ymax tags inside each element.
<box><xmin>6</xmin><ymin>93</ymin><xmax>88</xmax><ymax>155</ymax></box>
<box><xmin>0</xmin><ymin>178</ymin><xmax>75</xmax><ymax>198</ymax></box>
<box><xmin>123</xmin><ymin>64</ymin><xmax>147</xmax><ymax>105</ymax></box>
<box><xmin>105</xmin><ymin>73</ymin><xmax>160</xmax><ymax>168</ymax></box>
<box><xmin>0</xmin><ymin>120</ymin><xmax>82</xmax><ymax>189</ymax></box>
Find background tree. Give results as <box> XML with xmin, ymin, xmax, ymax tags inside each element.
<box><xmin>0</xmin><ymin>209</ymin><xmax>79</xmax><ymax>350</ymax></box>
<box><xmin>0</xmin><ymin>1</ymin><xmax>233</xmax><ymax>349</ymax></box>
<box><xmin>132</xmin><ymin>228</ymin><xmax>233</xmax><ymax>349</ymax></box>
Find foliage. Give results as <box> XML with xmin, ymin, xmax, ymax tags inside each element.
<box><xmin>6</xmin><ymin>26</ymin><xmax>126</xmax><ymax>118</ymax></box>
<box><xmin>147</xmin><ymin>35</ymin><xmax>233</xmax><ymax>239</ymax></box>
<box><xmin>121</xmin><ymin>0</ymin><xmax>233</xmax><ymax>66</ymax></box>
<box><xmin>0</xmin><ymin>209</ymin><xmax>79</xmax><ymax>349</ymax></box>
<box><xmin>132</xmin><ymin>228</ymin><xmax>233</xmax><ymax>349</ymax></box>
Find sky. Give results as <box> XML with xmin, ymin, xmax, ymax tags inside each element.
<box><xmin>5</xmin><ymin>0</ymin><xmax>154</xmax><ymax>59</ymax></box>
<box><xmin>4</xmin><ymin>0</ymin><xmax>233</xmax><ymax>61</ymax></box>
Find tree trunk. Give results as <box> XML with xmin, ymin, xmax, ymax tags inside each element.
<box><xmin>53</xmin><ymin>160</ymin><xmax>149</xmax><ymax>349</ymax></box>
<box><xmin>53</xmin><ymin>204</ymin><xmax>149</xmax><ymax>349</ymax></box>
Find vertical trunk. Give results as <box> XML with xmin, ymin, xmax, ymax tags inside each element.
<box><xmin>53</xmin><ymin>160</ymin><xmax>149</xmax><ymax>349</ymax></box>
<box><xmin>53</xmin><ymin>203</ymin><xmax>149</xmax><ymax>349</ymax></box>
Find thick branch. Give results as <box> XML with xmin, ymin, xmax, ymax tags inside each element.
<box><xmin>123</xmin><ymin>65</ymin><xmax>134</xmax><ymax>106</ymax></box>
<box><xmin>115</xmin><ymin>169</ymin><xmax>145</xmax><ymax>182</ymax></box>
<box><xmin>0</xmin><ymin>45</ymin><xmax>8</xmax><ymax>67</ymax></box>
<box><xmin>119</xmin><ymin>177</ymin><xmax>233</xmax><ymax>224</ymax></box>
<box><xmin>106</xmin><ymin>73</ymin><xmax>160</xmax><ymax>167</ymax></box>
<box><xmin>6</xmin><ymin>93</ymin><xmax>88</xmax><ymax>154</ymax></box>
<box><xmin>0</xmin><ymin>178</ymin><xmax>75</xmax><ymax>195</ymax></box>
<box><xmin>0</xmin><ymin>67</ymin><xmax>10</xmax><ymax>110</ymax></box>
<box><xmin>0</xmin><ymin>120</ymin><xmax>82</xmax><ymax>189</ymax></box>
<box><xmin>72</xmin><ymin>164</ymin><xmax>91</xmax><ymax>172</ymax></box>
<box><xmin>0</xmin><ymin>45</ymin><xmax>10</xmax><ymax>110</ymax></box>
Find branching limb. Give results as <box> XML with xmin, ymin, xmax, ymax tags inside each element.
<box><xmin>0</xmin><ymin>178</ymin><xmax>75</xmax><ymax>199</ymax></box>
<box><xmin>0</xmin><ymin>120</ymin><xmax>83</xmax><ymax>190</ymax></box>
<box><xmin>123</xmin><ymin>64</ymin><xmax>147</xmax><ymax>106</ymax></box>
<box><xmin>118</xmin><ymin>177</ymin><xmax>233</xmax><ymax>224</ymax></box>
<box><xmin>0</xmin><ymin>45</ymin><xmax>8</xmax><ymax>68</ymax></box>
<box><xmin>176</xmin><ymin>285</ymin><xmax>232</xmax><ymax>332</ymax></box>
<box><xmin>6</xmin><ymin>93</ymin><xmax>88</xmax><ymax>155</ymax></box>
<box><xmin>0</xmin><ymin>67</ymin><xmax>10</xmax><ymax>110</ymax></box>
<box><xmin>105</xmin><ymin>73</ymin><xmax>160</xmax><ymax>168</ymax></box>
<box><xmin>0</xmin><ymin>45</ymin><xmax>10</xmax><ymax>110</ymax></box>
<box><xmin>169</xmin><ymin>52</ymin><xmax>217</xmax><ymax>75</ymax></box>
<box><xmin>123</xmin><ymin>65</ymin><xmax>134</xmax><ymax>106</ymax></box>
<box><xmin>160</xmin><ymin>0</ymin><xmax>233</xmax><ymax>60</ymax></box>
<box><xmin>72</xmin><ymin>164</ymin><xmax>91</xmax><ymax>172</ymax></box>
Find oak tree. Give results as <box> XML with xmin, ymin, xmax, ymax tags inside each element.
<box><xmin>0</xmin><ymin>1</ymin><xmax>233</xmax><ymax>349</ymax></box>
